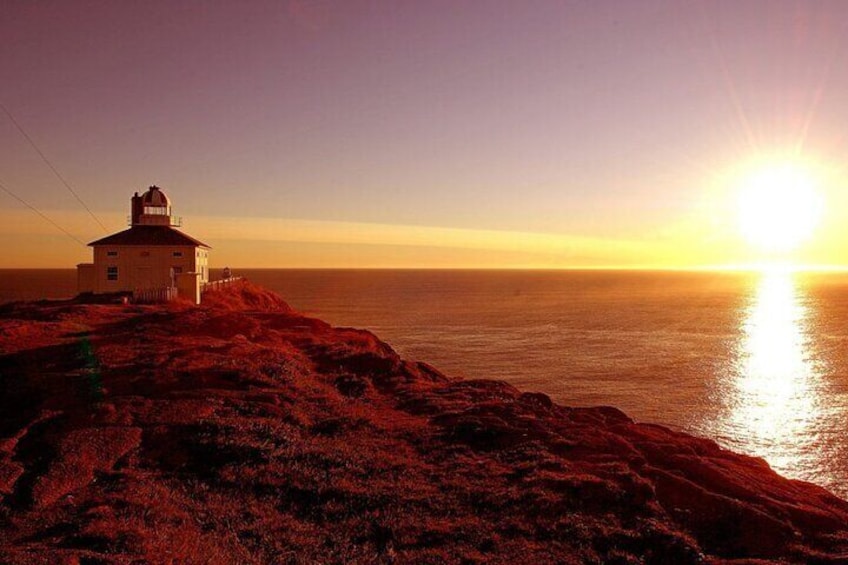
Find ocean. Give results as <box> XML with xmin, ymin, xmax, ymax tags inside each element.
<box><xmin>2</xmin><ymin>268</ymin><xmax>848</xmax><ymax>497</ymax></box>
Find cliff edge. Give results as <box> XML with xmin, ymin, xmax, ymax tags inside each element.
<box><xmin>1</xmin><ymin>281</ymin><xmax>847</xmax><ymax>564</ymax></box>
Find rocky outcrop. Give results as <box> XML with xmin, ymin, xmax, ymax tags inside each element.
<box><xmin>1</xmin><ymin>281</ymin><xmax>847</xmax><ymax>564</ymax></box>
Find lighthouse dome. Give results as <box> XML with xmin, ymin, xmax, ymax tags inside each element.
<box><xmin>142</xmin><ymin>185</ymin><xmax>170</xmax><ymax>207</ymax></box>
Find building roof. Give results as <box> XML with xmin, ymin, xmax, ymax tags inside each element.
<box><xmin>88</xmin><ymin>226</ymin><xmax>210</xmax><ymax>248</ymax></box>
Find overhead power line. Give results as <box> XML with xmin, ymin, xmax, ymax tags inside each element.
<box><xmin>0</xmin><ymin>102</ymin><xmax>108</xmax><ymax>232</ymax></box>
<box><xmin>0</xmin><ymin>178</ymin><xmax>87</xmax><ymax>246</ymax></box>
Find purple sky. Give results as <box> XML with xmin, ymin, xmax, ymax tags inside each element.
<box><xmin>3</xmin><ymin>1</ymin><xmax>848</xmax><ymax>267</ymax></box>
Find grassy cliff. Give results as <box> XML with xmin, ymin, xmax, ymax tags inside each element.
<box><xmin>1</xmin><ymin>281</ymin><xmax>847</xmax><ymax>564</ymax></box>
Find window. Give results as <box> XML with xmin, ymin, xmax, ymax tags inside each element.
<box><xmin>107</xmin><ymin>266</ymin><xmax>118</xmax><ymax>281</ymax></box>
<box><xmin>173</xmin><ymin>251</ymin><xmax>183</xmax><ymax>257</ymax></box>
<box><xmin>172</xmin><ymin>266</ymin><xmax>183</xmax><ymax>275</ymax></box>
<box><xmin>106</xmin><ymin>250</ymin><xmax>118</xmax><ymax>257</ymax></box>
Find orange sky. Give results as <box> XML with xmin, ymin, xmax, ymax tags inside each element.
<box><xmin>3</xmin><ymin>2</ymin><xmax>848</xmax><ymax>269</ymax></box>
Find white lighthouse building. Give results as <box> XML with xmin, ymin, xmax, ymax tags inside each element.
<box><xmin>77</xmin><ymin>185</ymin><xmax>210</xmax><ymax>302</ymax></box>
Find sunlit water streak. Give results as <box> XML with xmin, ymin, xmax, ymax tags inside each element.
<box><xmin>712</xmin><ymin>272</ymin><xmax>825</xmax><ymax>480</ymax></box>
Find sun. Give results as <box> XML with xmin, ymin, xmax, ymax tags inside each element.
<box><xmin>737</xmin><ymin>162</ymin><xmax>823</xmax><ymax>253</ymax></box>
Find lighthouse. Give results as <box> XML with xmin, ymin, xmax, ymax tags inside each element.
<box><xmin>77</xmin><ymin>186</ymin><xmax>210</xmax><ymax>302</ymax></box>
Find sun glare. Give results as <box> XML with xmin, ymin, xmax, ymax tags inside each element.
<box><xmin>737</xmin><ymin>162</ymin><xmax>823</xmax><ymax>253</ymax></box>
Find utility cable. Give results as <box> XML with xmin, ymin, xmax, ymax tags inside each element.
<box><xmin>0</xmin><ymin>178</ymin><xmax>87</xmax><ymax>246</ymax></box>
<box><xmin>0</xmin><ymin>102</ymin><xmax>108</xmax><ymax>232</ymax></box>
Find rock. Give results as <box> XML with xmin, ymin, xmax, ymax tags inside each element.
<box><xmin>0</xmin><ymin>459</ymin><xmax>24</xmax><ymax>496</ymax></box>
<box><xmin>31</xmin><ymin>427</ymin><xmax>142</xmax><ymax>508</ymax></box>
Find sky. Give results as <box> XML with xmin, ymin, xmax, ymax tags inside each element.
<box><xmin>3</xmin><ymin>0</ymin><xmax>848</xmax><ymax>268</ymax></box>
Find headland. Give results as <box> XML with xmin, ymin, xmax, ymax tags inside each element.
<box><xmin>1</xmin><ymin>281</ymin><xmax>847</xmax><ymax>564</ymax></box>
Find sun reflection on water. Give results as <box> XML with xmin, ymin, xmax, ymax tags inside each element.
<box><xmin>727</xmin><ymin>270</ymin><xmax>823</xmax><ymax>475</ymax></box>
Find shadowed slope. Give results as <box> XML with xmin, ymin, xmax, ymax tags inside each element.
<box><xmin>1</xmin><ymin>282</ymin><xmax>847</xmax><ymax>564</ymax></box>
